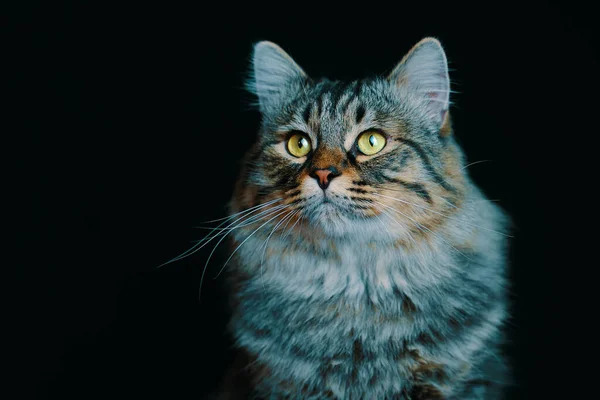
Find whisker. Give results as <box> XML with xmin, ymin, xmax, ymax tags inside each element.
<box><xmin>193</xmin><ymin>204</ymin><xmax>289</xmax><ymax>231</ymax></box>
<box><xmin>211</xmin><ymin>207</ymin><xmax>291</xmax><ymax>282</ymax></box>
<box><xmin>369</xmin><ymin>202</ymin><xmax>429</xmax><ymax>263</ymax></box>
<box><xmin>372</xmin><ymin>192</ymin><xmax>512</xmax><ymax>238</ymax></box>
<box><xmin>278</xmin><ymin>208</ymin><xmax>300</xmax><ymax>241</ymax></box>
<box><xmin>281</xmin><ymin>209</ymin><xmax>303</xmax><ymax>242</ymax></box>
<box><xmin>259</xmin><ymin>209</ymin><xmax>298</xmax><ymax>286</ymax></box>
<box><xmin>157</xmin><ymin>198</ymin><xmax>283</xmax><ymax>268</ymax></box>
<box><xmin>436</xmin><ymin>195</ymin><xmax>459</xmax><ymax>210</ymax></box>
<box><xmin>196</xmin><ymin>203</ymin><xmax>289</xmax><ymax>246</ymax></box>
<box><xmin>424</xmin><ymin>98</ymin><xmax>451</xmax><ymax>104</ymax></box>
<box><xmin>198</xmin><ymin>206</ymin><xmax>291</xmax><ymax>299</ymax></box>
<box><xmin>195</xmin><ymin>198</ymin><xmax>281</xmax><ymax>224</ymax></box>
<box><xmin>418</xmin><ymin>89</ymin><xmax>460</xmax><ymax>94</ymax></box>
<box><xmin>370</xmin><ymin>205</ymin><xmax>395</xmax><ymax>242</ymax></box>
<box><xmin>429</xmin><ymin>193</ymin><xmax>501</xmax><ymax>210</ymax></box>
<box><xmin>371</xmin><ymin>199</ymin><xmax>474</xmax><ymax>262</ymax></box>
<box><xmin>459</xmin><ymin>159</ymin><xmax>492</xmax><ymax>171</ymax></box>
<box><xmin>202</xmin><ymin>205</ymin><xmax>288</xmax><ymax>275</ymax></box>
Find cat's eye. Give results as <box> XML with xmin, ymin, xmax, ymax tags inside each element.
<box><xmin>356</xmin><ymin>131</ymin><xmax>386</xmax><ymax>155</ymax></box>
<box><xmin>287</xmin><ymin>133</ymin><xmax>312</xmax><ymax>157</ymax></box>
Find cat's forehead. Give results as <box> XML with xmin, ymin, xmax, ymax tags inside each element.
<box><xmin>303</xmin><ymin>78</ymin><xmax>379</xmax><ymax>114</ymax></box>
<box><xmin>286</xmin><ymin>78</ymin><xmax>388</xmax><ymax>144</ymax></box>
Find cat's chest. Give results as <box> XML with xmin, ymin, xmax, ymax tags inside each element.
<box><xmin>231</xmin><ymin>249</ymin><xmax>435</xmax><ymax>399</ymax></box>
<box><xmin>229</xmin><ymin>232</ymin><xmax>481</xmax><ymax>397</ymax></box>
<box><xmin>232</xmin><ymin>235</ymin><xmax>438</xmax><ymax>341</ymax></box>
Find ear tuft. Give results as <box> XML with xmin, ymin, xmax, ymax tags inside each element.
<box><xmin>247</xmin><ymin>41</ymin><xmax>308</xmax><ymax>114</ymax></box>
<box><xmin>388</xmin><ymin>37</ymin><xmax>451</xmax><ymax>128</ymax></box>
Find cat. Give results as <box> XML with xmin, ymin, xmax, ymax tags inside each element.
<box><xmin>215</xmin><ymin>38</ymin><xmax>511</xmax><ymax>399</ymax></box>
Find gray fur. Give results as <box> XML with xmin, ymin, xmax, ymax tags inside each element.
<box><xmin>226</xmin><ymin>38</ymin><xmax>511</xmax><ymax>399</ymax></box>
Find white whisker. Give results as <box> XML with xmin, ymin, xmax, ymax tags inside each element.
<box><xmin>259</xmin><ymin>209</ymin><xmax>298</xmax><ymax>286</ymax></box>
<box><xmin>197</xmin><ymin>205</ymin><xmax>288</xmax><ymax>278</ymax></box>
<box><xmin>430</xmin><ymin>193</ymin><xmax>501</xmax><ymax>210</ymax></box>
<box><xmin>211</xmin><ymin>207</ymin><xmax>291</xmax><ymax>282</ymax></box>
<box><xmin>278</xmin><ymin>208</ymin><xmax>300</xmax><ymax>241</ymax></box>
<box><xmin>196</xmin><ymin>203</ymin><xmax>289</xmax><ymax>247</ymax></box>
<box><xmin>372</xmin><ymin>192</ymin><xmax>512</xmax><ymax>238</ymax></box>
<box><xmin>157</xmin><ymin>198</ymin><xmax>283</xmax><ymax>268</ymax></box>
<box><xmin>373</xmin><ymin>210</ymin><xmax>394</xmax><ymax>242</ymax></box>
<box><xmin>194</xmin><ymin>203</ymin><xmax>288</xmax><ymax>231</ymax></box>
<box><xmin>198</xmin><ymin>205</ymin><xmax>291</xmax><ymax>299</ymax></box>
<box><xmin>371</xmin><ymin>199</ymin><xmax>473</xmax><ymax>262</ymax></box>
<box><xmin>281</xmin><ymin>210</ymin><xmax>303</xmax><ymax>242</ymax></box>
<box><xmin>370</xmin><ymin>202</ymin><xmax>429</xmax><ymax>264</ymax></box>
<box><xmin>195</xmin><ymin>198</ymin><xmax>281</xmax><ymax>224</ymax></box>
<box><xmin>459</xmin><ymin>159</ymin><xmax>492</xmax><ymax>171</ymax></box>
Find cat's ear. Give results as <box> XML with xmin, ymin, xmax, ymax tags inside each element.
<box><xmin>388</xmin><ymin>37</ymin><xmax>450</xmax><ymax>128</ymax></box>
<box><xmin>248</xmin><ymin>41</ymin><xmax>308</xmax><ymax>114</ymax></box>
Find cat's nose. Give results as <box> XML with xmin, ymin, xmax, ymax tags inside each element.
<box><xmin>309</xmin><ymin>167</ymin><xmax>341</xmax><ymax>190</ymax></box>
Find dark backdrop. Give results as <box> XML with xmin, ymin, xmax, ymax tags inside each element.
<box><xmin>10</xmin><ymin>1</ymin><xmax>598</xmax><ymax>399</ymax></box>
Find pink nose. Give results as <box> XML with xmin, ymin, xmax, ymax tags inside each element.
<box><xmin>314</xmin><ymin>170</ymin><xmax>331</xmax><ymax>186</ymax></box>
<box><xmin>309</xmin><ymin>167</ymin><xmax>341</xmax><ymax>190</ymax></box>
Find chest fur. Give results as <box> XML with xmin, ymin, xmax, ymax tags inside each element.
<box><xmin>227</xmin><ymin>233</ymin><xmax>505</xmax><ymax>398</ymax></box>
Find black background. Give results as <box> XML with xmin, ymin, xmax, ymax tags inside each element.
<box><xmin>10</xmin><ymin>1</ymin><xmax>598</xmax><ymax>399</ymax></box>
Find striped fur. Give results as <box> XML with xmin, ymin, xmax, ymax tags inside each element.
<box><xmin>223</xmin><ymin>38</ymin><xmax>511</xmax><ymax>399</ymax></box>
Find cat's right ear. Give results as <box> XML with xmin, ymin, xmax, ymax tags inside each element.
<box><xmin>247</xmin><ymin>41</ymin><xmax>308</xmax><ymax>114</ymax></box>
<box><xmin>388</xmin><ymin>38</ymin><xmax>451</xmax><ymax>129</ymax></box>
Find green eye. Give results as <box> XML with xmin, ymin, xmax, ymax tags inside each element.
<box><xmin>287</xmin><ymin>133</ymin><xmax>312</xmax><ymax>157</ymax></box>
<box><xmin>357</xmin><ymin>131</ymin><xmax>386</xmax><ymax>155</ymax></box>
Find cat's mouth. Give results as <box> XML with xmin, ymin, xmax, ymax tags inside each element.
<box><xmin>298</xmin><ymin>187</ymin><xmax>373</xmax><ymax>235</ymax></box>
<box><xmin>317</xmin><ymin>191</ymin><xmax>342</xmax><ymax>208</ymax></box>
<box><xmin>307</xmin><ymin>190</ymin><xmax>361</xmax><ymax>212</ymax></box>
<box><xmin>309</xmin><ymin>194</ymin><xmax>353</xmax><ymax>217</ymax></box>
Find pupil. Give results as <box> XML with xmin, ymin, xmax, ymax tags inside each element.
<box><xmin>298</xmin><ymin>138</ymin><xmax>306</xmax><ymax>148</ymax></box>
<box><xmin>369</xmin><ymin>135</ymin><xmax>377</xmax><ymax>147</ymax></box>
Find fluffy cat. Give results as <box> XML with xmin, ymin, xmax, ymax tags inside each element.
<box><xmin>217</xmin><ymin>38</ymin><xmax>511</xmax><ymax>399</ymax></box>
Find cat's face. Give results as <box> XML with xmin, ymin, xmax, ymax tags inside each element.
<box><xmin>234</xmin><ymin>39</ymin><xmax>467</xmax><ymax>241</ymax></box>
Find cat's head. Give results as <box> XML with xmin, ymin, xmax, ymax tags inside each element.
<box><xmin>235</xmin><ymin>38</ymin><xmax>467</xmax><ymax>241</ymax></box>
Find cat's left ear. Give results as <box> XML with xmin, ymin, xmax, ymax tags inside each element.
<box><xmin>248</xmin><ymin>41</ymin><xmax>309</xmax><ymax>114</ymax></box>
<box><xmin>388</xmin><ymin>38</ymin><xmax>450</xmax><ymax>129</ymax></box>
